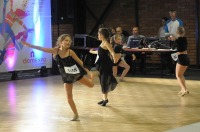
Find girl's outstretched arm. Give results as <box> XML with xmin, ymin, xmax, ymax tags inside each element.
<box><xmin>21</xmin><ymin>41</ymin><xmax>58</xmax><ymax>54</ymax></box>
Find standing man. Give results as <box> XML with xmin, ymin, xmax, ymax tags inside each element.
<box><xmin>164</xmin><ymin>9</ymin><xmax>183</xmax><ymax>75</ymax></box>
<box><xmin>165</xmin><ymin>10</ymin><xmax>183</xmax><ymax>37</ymax></box>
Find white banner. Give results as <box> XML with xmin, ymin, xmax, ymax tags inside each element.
<box><xmin>0</xmin><ymin>0</ymin><xmax>52</xmax><ymax>72</ymax></box>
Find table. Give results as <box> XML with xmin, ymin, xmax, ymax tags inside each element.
<box><xmin>123</xmin><ymin>48</ymin><xmax>174</xmax><ymax>53</ymax></box>
<box><xmin>123</xmin><ymin>48</ymin><xmax>176</xmax><ymax>77</ymax></box>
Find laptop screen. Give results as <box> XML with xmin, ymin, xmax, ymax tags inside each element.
<box><xmin>129</xmin><ymin>38</ymin><xmax>140</xmax><ymax>48</ymax></box>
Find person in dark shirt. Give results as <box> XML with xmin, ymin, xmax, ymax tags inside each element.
<box><xmin>126</xmin><ymin>26</ymin><xmax>145</xmax><ymax>75</ymax></box>
<box><xmin>22</xmin><ymin>34</ymin><xmax>94</xmax><ymax>121</ymax></box>
<box><xmin>169</xmin><ymin>26</ymin><xmax>190</xmax><ymax>96</ymax></box>
<box><xmin>112</xmin><ymin>34</ymin><xmax>136</xmax><ymax>81</ymax></box>
<box><xmin>115</xmin><ymin>26</ymin><xmax>128</xmax><ymax>45</ymax></box>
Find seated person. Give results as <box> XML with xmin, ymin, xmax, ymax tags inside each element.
<box><xmin>111</xmin><ymin>34</ymin><xmax>136</xmax><ymax>81</ymax></box>
<box><xmin>127</xmin><ymin>27</ymin><xmax>145</xmax><ymax>48</ymax></box>
<box><xmin>115</xmin><ymin>26</ymin><xmax>128</xmax><ymax>45</ymax></box>
<box><xmin>125</xmin><ymin>26</ymin><xmax>145</xmax><ymax>75</ymax></box>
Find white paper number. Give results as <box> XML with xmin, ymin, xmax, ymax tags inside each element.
<box><xmin>64</xmin><ymin>65</ymin><xmax>80</xmax><ymax>74</ymax></box>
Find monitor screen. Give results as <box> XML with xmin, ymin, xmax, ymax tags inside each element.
<box><xmin>73</xmin><ymin>37</ymin><xmax>85</xmax><ymax>47</ymax></box>
<box><xmin>128</xmin><ymin>38</ymin><xmax>140</xmax><ymax>48</ymax></box>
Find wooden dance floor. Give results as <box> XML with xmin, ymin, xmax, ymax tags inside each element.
<box><xmin>0</xmin><ymin>70</ymin><xmax>200</xmax><ymax>132</ymax></box>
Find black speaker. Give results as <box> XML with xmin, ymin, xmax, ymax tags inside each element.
<box><xmin>39</xmin><ymin>66</ymin><xmax>48</xmax><ymax>77</ymax></box>
<box><xmin>73</xmin><ymin>34</ymin><xmax>101</xmax><ymax>48</ymax></box>
<box><xmin>11</xmin><ymin>71</ymin><xmax>18</xmax><ymax>80</ymax></box>
<box><xmin>51</xmin><ymin>59</ymin><xmax>60</xmax><ymax>75</ymax></box>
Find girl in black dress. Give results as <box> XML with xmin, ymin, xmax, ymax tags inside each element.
<box><xmin>90</xmin><ymin>28</ymin><xmax>118</xmax><ymax>106</ymax></box>
<box><xmin>22</xmin><ymin>34</ymin><xmax>94</xmax><ymax>121</ymax></box>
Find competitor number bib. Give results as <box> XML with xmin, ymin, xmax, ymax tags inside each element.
<box><xmin>64</xmin><ymin>64</ymin><xmax>80</xmax><ymax>74</ymax></box>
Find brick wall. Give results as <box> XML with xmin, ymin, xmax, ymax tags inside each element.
<box><xmin>86</xmin><ymin>0</ymin><xmax>137</xmax><ymax>35</ymax></box>
<box><xmin>84</xmin><ymin>0</ymin><xmax>197</xmax><ymax>65</ymax></box>
<box><xmin>138</xmin><ymin>0</ymin><xmax>196</xmax><ymax>65</ymax></box>
<box><xmin>52</xmin><ymin>24</ymin><xmax>74</xmax><ymax>47</ymax></box>
<box><xmin>52</xmin><ymin>0</ymin><xmax>197</xmax><ymax>65</ymax></box>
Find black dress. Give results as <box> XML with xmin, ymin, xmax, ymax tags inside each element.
<box><xmin>55</xmin><ymin>50</ymin><xmax>87</xmax><ymax>83</ymax></box>
<box><xmin>96</xmin><ymin>46</ymin><xmax>118</xmax><ymax>94</ymax></box>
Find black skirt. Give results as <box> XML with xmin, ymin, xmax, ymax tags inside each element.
<box><xmin>96</xmin><ymin>47</ymin><xmax>118</xmax><ymax>93</ymax></box>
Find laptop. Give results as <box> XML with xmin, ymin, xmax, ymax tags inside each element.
<box><xmin>158</xmin><ymin>40</ymin><xmax>171</xmax><ymax>49</ymax></box>
<box><xmin>128</xmin><ymin>38</ymin><xmax>140</xmax><ymax>48</ymax></box>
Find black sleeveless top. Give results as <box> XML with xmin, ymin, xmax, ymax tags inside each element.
<box><xmin>55</xmin><ymin>50</ymin><xmax>86</xmax><ymax>83</ymax></box>
<box><xmin>98</xmin><ymin>46</ymin><xmax>110</xmax><ymax>59</ymax></box>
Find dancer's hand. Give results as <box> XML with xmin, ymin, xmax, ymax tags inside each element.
<box><xmin>168</xmin><ymin>35</ymin><xmax>176</xmax><ymax>41</ymax></box>
<box><xmin>89</xmin><ymin>49</ymin><xmax>97</xmax><ymax>54</ymax></box>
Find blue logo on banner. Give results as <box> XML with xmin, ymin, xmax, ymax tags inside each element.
<box><xmin>30</xmin><ymin>51</ymin><xmax>35</xmax><ymax>58</ymax></box>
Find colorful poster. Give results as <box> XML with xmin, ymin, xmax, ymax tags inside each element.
<box><xmin>0</xmin><ymin>0</ymin><xmax>52</xmax><ymax>72</ymax></box>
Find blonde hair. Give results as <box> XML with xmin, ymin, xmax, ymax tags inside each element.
<box><xmin>177</xmin><ymin>26</ymin><xmax>185</xmax><ymax>36</ymax></box>
<box><xmin>53</xmin><ymin>34</ymin><xmax>72</xmax><ymax>59</ymax></box>
<box><xmin>113</xmin><ymin>34</ymin><xmax>122</xmax><ymax>41</ymax></box>
<box><xmin>56</xmin><ymin>34</ymin><xmax>72</xmax><ymax>47</ymax></box>
<box><xmin>110</xmin><ymin>34</ymin><xmax>122</xmax><ymax>47</ymax></box>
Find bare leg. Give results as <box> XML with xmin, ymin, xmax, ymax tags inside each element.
<box><xmin>78</xmin><ymin>75</ymin><xmax>94</xmax><ymax>88</ymax></box>
<box><xmin>118</xmin><ymin>61</ymin><xmax>130</xmax><ymax>81</ymax></box>
<box><xmin>102</xmin><ymin>93</ymin><xmax>108</xmax><ymax>100</ymax></box>
<box><xmin>176</xmin><ymin>63</ymin><xmax>188</xmax><ymax>96</ymax></box>
<box><xmin>64</xmin><ymin>73</ymin><xmax>93</xmax><ymax>120</ymax></box>
<box><xmin>64</xmin><ymin>83</ymin><xmax>79</xmax><ymax>121</ymax></box>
